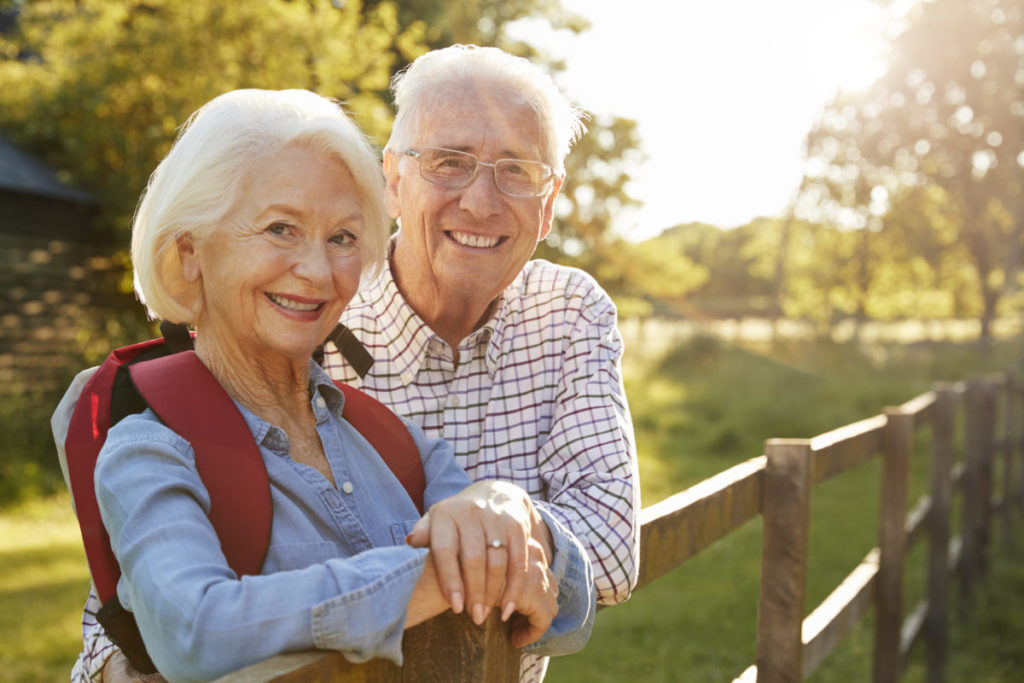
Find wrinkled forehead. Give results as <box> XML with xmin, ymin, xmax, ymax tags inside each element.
<box><xmin>412</xmin><ymin>81</ymin><xmax>550</xmax><ymax>161</ymax></box>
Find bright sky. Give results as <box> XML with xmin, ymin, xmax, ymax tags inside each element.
<box><xmin>509</xmin><ymin>0</ymin><xmax>904</xmax><ymax>241</ymax></box>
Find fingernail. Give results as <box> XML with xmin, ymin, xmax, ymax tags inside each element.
<box><xmin>451</xmin><ymin>591</ymin><xmax>464</xmax><ymax>614</ymax></box>
<box><xmin>473</xmin><ymin>603</ymin><xmax>486</xmax><ymax>625</ymax></box>
<box><xmin>501</xmin><ymin>601</ymin><xmax>516</xmax><ymax>622</ymax></box>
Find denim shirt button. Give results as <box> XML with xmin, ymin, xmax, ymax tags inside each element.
<box><xmin>341</xmin><ymin>481</ymin><xmax>354</xmax><ymax>494</ymax></box>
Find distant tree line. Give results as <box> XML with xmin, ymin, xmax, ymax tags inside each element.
<box><xmin>0</xmin><ymin>0</ymin><xmax>1019</xmax><ymax>342</ymax></box>
<box><xmin>654</xmin><ymin>0</ymin><xmax>1022</xmax><ymax>344</ymax></box>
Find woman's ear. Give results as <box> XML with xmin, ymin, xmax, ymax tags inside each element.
<box><xmin>177</xmin><ymin>233</ymin><xmax>201</xmax><ymax>283</ymax></box>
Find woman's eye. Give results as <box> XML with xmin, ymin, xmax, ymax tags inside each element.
<box><xmin>330</xmin><ymin>231</ymin><xmax>357</xmax><ymax>246</ymax></box>
<box><xmin>267</xmin><ymin>222</ymin><xmax>291</xmax><ymax>236</ymax></box>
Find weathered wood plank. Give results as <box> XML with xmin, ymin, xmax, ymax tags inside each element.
<box><xmin>810</xmin><ymin>414</ymin><xmax>886</xmax><ymax>484</ymax></box>
<box><xmin>905</xmin><ymin>495</ymin><xmax>930</xmax><ymax>551</ymax></box>
<box><xmin>732</xmin><ymin>664</ymin><xmax>758</xmax><ymax>682</ymax></box>
<box><xmin>900</xmin><ymin>600</ymin><xmax>929</xmax><ymax>663</ymax></box>
<box><xmin>895</xmin><ymin>391</ymin><xmax>936</xmax><ymax>422</ymax></box>
<box><xmin>637</xmin><ymin>456</ymin><xmax>765</xmax><ymax>590</ymax></box>
<box><xmin>214</xmin><ymin>611</ymin><xmax>519</xmax><ymax>683</ymax></box>
<box><xmin>802</xmin><ymin>549</ymin><xmax>879</xmax><ymax>676</ymax></box>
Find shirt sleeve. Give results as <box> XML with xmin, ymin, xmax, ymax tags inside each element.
<box><xmin>533</xmin><ymin>279</ymin><xmax>641</xmax><ymax>605</ymax></box>
<box><xmin>396</xmin><ymin>414</ymin><xmax>597</xmax><ymax>656</ymax></box>
<box><xmin>71</xmin><ymin>585</ymin><xmax>114</xmax><ymax>682</ymax></box>
<box><xmin>50</xmin><ymin>368</ymin><xmax>117</xmax><ymax>681</ymax></box>
<box><xmin>523</xmin><ymin>507</ymin><xmax>596</xmax><ymax>656</ymax></box>
<box><xmin>95</xmin><ymin>414</ymin><xmax>429</xmax><ymax>682</ymax></box>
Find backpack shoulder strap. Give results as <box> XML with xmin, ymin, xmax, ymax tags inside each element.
<box><xmin>335</xmin><ymin>382</ymin><xmax>425</xmax><ymax>514</ymax></box>
<box><xmin>128</xmin><ymin>351</ymin><xmax>272</xmax><ymax>579</ymax></box>
<box><xmin>65</xmin><ymin>337</ymin><xmax>171</xmax><ymax>604</ymax></box>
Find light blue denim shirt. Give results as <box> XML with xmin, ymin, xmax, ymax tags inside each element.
<box><xmin>95</xmin><ymin>362</ymin><xmax>594</xmax><ymax>682</ymax></box>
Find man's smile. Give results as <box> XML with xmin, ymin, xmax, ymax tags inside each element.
<box><xmin>446</xmin><ymin>230</ymin><xmax>505</xmax><ymax>249</ymax></box>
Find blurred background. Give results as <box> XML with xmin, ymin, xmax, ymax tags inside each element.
<box><xmin>0</xmin><ymin>0</ymin><xmax>1021</xmax><ymax>680</ymax></box>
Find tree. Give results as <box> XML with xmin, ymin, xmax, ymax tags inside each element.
<box><xmin>799</xmin><ymin>0</ymin><xmax>1024</xmax><ymax>343</ymax></box>
<box><xmin>0</xmin><ymin>0</ymin><xmax>416</xmax><ymax>241</ymax></box>
<box><xmin>0</xmin><ymin>0</ymin><xmax>646</xmax><ymax>295</ymax></box>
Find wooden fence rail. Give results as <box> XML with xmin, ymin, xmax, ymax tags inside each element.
<box><xmin>218</xmin><ymin>373</ymin><xmax>1022</xmax><ymax>682</ymax></box>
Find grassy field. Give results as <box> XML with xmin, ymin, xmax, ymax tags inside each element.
<box><xmin>1</xmin><ymin>335</ymin><xmax>1023</xmax><ymax>681</ymax></box>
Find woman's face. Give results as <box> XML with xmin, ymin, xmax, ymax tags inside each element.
<box><xmin>181</xmin><ymin>143</ymin><xmax>366</xmax><ymax>364</ymax></box>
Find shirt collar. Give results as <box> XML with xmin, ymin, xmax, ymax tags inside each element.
<box><xmin>232</xmin><ymin>360</ymin><xmax>344</xmax><ymax>456</ymax></box>
<box><xmin>376</xmin><ymin>236</ymin><xmax>523</xmax><ymax>380</ymax></box>
<box><xmin>366</xmin><ymin>250</ymin><xmax>438</xmax><ymax>384</ymax></box>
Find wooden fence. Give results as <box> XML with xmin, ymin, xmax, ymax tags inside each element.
<box><xmin>218</xmin><ymin>372</ymin><xmax>1022</xmax><ymax>682</ymax></box>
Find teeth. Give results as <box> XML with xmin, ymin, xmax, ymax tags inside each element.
<box><xmin>267</xmin><ymin>293</ymin><xmax>320</xmax><ymax>312</ymax></box>
<box><xmin>450</xmin><ymin>231</ymin><xmax>500</xmax><ymax>248</ymax></box>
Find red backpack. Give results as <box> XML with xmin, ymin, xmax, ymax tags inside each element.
<box><xmin>64</xmin><ymin>323</ymin><xmax>425</xmax><ymax>673</ymax></box>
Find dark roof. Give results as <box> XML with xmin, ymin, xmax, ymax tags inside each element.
<box><xmin>0</xmin><ymin>135</ymin><xmax>95</xmax><ymax>204</ymax></box>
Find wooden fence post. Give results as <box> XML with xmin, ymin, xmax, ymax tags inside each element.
<box><xmin>925</xmin><ymin>385</ymin><xmax>955</xmax><ymax>683</ymax></box>
<box><xmin>874</xmin><ymin>409</ymin><xmax>913</xmax><ymax>683</ymax></box>
<box><xmin>978</xmin><ymin>380</ymin><xmax>997</xmax><ymax>576</ymax></box>
<box><xmin>756</xmin><ymin>439</ymin><xmax>813</xmax><ymax>683</ymax></box>
<box><xmin>1000</xmin><ymin>373</ymin><xmax>1015</xmax><ymax>551</ymax></box>
<box><xmin>1018</xmin><ymin>376</ymin><xmax>1024</xmax><ymax>510</ymax></box>
<box><xmin>961</xmin><ymin>379</ymin><xmax>988</xmax><ymax>617</ymax></box>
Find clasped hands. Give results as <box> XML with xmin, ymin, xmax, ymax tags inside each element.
<box><xmin>405</xmin><ymin>480</ymin><xmax>558</xmax><ymax>648</ymax></box>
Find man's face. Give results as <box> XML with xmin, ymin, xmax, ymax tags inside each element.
<box><xmin>386</xmin><ymin>85</ymin><xmax>562</xmax><ymax>309</ymax></box>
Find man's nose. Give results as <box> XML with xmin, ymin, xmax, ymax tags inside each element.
<box><xmin>458</xmin><ymin>164</ymin><xmax>504</xmax><ymax>218</ymax></box>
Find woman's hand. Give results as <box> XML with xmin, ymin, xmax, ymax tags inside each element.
<box><xmin>404</xmin><ymin>538</ymin><xmax>558</xmax><ymax>649</ymax></box>
<box><xmin>405</xmin><ymin>480</ymin><xmax>554</xmax><ymax>628</ymax></box>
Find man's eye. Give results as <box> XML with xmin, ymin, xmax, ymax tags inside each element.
<box><xmin>436</xmin><ymin>157</ymin><xmax>470</xmax><ymax>170</ymax></box>
<box><xmin>267</xmin><ymin>222</ymin><xmax>291</xmax><ymax>236</ymax></box>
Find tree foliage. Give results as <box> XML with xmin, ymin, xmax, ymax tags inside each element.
<box><xmin>799</xmin><ymin>0</ymin><xmax>1023</xmax><ymax>342</ymax></box>
<box><xmin>0</xmin><ymin>0</ymin><xmax>644</xmax><ymax>287</ymax></box>
<box><xmin>0</xmin><ymin>0</ymin><xmax>420</xmax><ymax>240</ymax></box>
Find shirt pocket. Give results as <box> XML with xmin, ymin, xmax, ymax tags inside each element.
<box><xmin>390</xmin><ymin>519</ymin><xmax>420</xmax><ymax>546</ymax></box>
<box><xmin>266</xmin><ymin>541</ymin><xmax>338</xmax><ymax>572</ymax></box>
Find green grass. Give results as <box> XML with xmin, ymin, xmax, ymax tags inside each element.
<box><xmin>2</xmin><ymin>336</ymin><xmax>1022</xmax><ymax>681</ymax></box>
<box><xmin>548</xmin><ymin>335</ymin><xmax>1024</xmax><ymax>682</ymax></box>
<box><xmin>0</xmin><ymin>492</ymin><xmax>91</xmax><ymax>682</ymax></box>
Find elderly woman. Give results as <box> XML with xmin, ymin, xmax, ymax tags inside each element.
<box><xmin>93</xmin><ymin>89</ymin><xmax>593</xmax><ymax>682</ymax></box>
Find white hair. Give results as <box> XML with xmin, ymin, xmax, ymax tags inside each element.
<box><xmin>131</xmin><ymin>89</ymin><xmax>388</xmax><ymax>323</ymax></box>
<box><xmin>385</xmin><ymin>44</ymin><xmax>587</xmax><ymax>174</ymax></box>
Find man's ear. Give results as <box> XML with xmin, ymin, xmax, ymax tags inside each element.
<box><xmin>176</xmin><ymin>233</ymin><xmax>201</xmax><ymax>283</ymax></box>
<box><xmin>538</xmin><ymin>177</ymin><xmax>563</xmax><ymax>241</ymax></box>
<box><xmin>383</xmin><ymin>150</ymin><xmax>402</xmax><ymax>221</ymax></box>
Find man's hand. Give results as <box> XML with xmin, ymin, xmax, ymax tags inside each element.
<box><xmin>507</xmin><ymin>537</ymin><xmax>559</xmax><ymax>648</ymax></box>
<box><xmin>100</xmin><ymin>650</ymin><xmax>167</xmax><ymax>683</ymax></box>
<box><xmin>405</xmin><ymin>480</ymin><xmax>555</xmax><ymax>628</ymax></box>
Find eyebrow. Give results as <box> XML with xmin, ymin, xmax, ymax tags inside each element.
<box><xmin>437</xmin><ymin>144</ymin><xmax>536</xmax><ymax>160</ymax></box>
<box><xmin>257</xmin><ymin>205</ymin><xmax>365</xmax><ymax>225</ymax></box>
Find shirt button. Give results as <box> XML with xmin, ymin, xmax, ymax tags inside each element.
<box><xmin>316</xmin><ymin>397</ymin><xmax>327</xmax><ymax>409</ymax></box>
<box><xmin>341</xmin><ymin>481</ymin><xmax>354</xmax><ymax>494</ymax></box>
<box><xmin>447</xmin><ymin>394</ymin><xmax>460</xmax><ymax>408</ymax></box>
<box><xmin>401</xmin><ymin>371</ymin><xmax>413</xmax><ymax>385</ymax></box>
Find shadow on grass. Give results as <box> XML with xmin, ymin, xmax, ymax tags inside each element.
<box><xmin>0</xmin><ymin>534</ymin><xmax>90</xmax><ymax>682</ymax></box>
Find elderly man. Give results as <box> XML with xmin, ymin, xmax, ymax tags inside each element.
<box><xmin>66</xmin><ymin>44</ymin><xmax>638</xmax><ymax>683</ymax></box>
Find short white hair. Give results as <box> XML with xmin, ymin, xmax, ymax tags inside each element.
<box><xmin>385</xmin><ymin>44</ymin><xmax>587</xmax><ymax>174</ymax></box>
<box><xmin>131</xmin><ymin>89</ymin><xmax>388</xmax><ymax>323</ymax></box>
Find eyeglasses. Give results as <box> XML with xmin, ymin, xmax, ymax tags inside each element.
<box><xmin>405</xmin><ymin>147</ymin><xmax>557</xmax><ymax>198</ymax></box>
